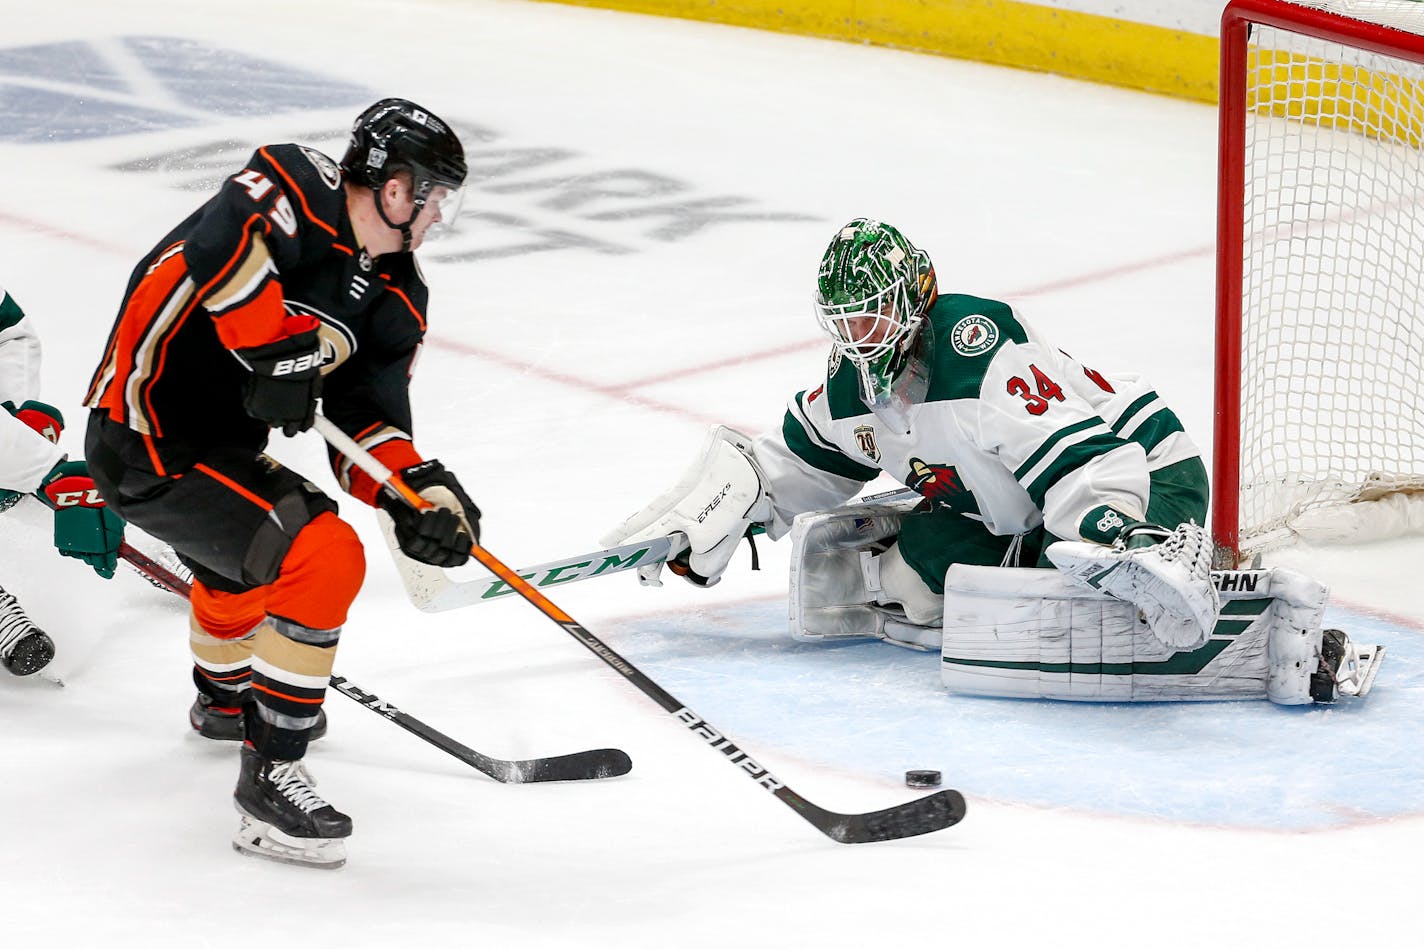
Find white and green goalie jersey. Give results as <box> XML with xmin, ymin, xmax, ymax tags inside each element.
<box><xmin>0</xmin><ymin>286</ymin><xmax>65</xmax><ymax>500</ymax></box>
<box><xmin>751</xmin><ymin>293</ymin><xmax>1203</xmax><ymax>544</ymax></box>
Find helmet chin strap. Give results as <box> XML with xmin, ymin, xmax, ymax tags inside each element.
<box><xmin>372</xmin><ymin>184</ymin><xmax>419</xmax><ymax>252</ymax></box>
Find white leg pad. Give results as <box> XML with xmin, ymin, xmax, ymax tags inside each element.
<box><xmin>1256</xmin><ymin>568</ymin><xmax>1327</xmax><ymax>705</ymax></box>
<box><xmin>939</xmin><ymin>565</ymin><xmax>1345</xmax><ymax>704</ymax></box>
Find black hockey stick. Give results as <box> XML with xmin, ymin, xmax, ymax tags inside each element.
<box><xmin>117</xmin><ymin>542</ymin><xmax>632</xmax><ymax>784</ymax></box>
<box><xmin>315</xmin><ymin>416</ymin><xmax>967</xmax><ymax>842</ymax></box>
<box><xmin>327</xmin><ymin>675</ymin><xmax>631</xmax><ymax>782</ymax></box>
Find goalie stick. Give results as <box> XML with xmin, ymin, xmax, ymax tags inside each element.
<box><xmin>116</xmin><ymin>542</ymin><xmax>632</xmax><ymax>784</ymax></box>
<box><xmin>382</xmin><ymin>488</ymin><xmax>923</xmax><ymax>613</ymax></box>
<box><xmin>381</xmin><ymin>516</ymin><xmax>676</xmax><ymax>612</ymax></box>
<box><xmin>316</xmin><ymin>415</ymin><xmax>967</xmax><ymax>843</ymax></box>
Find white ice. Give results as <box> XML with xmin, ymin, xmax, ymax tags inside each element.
<box><xmin>2</xmin><ymin>1</ymin><xmax>1421</xmax><ymax>945</ymax></box>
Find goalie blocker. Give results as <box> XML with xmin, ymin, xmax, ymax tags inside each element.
<box><xmin>789</xmin><ymin>500</ymin><xmax>1385</xmax><ymax>706</ymax></box>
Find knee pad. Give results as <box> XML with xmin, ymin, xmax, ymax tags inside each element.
<box><xmin>243</xmin><ymin>482</ymin><xmax>339</xmax><ymax>586</ymax></box>
<box><xmin>266</xmin><ymin>512</ymin><xmax>366</xmax><ymax>631</ymax></box>
<box><xmin>876</xmin><ymin>542</ymin><xmax>945</xmax><ymax>627</ymax></box>
<box><xmin>787</xmin><ymin>491</ymin><xmax>924</xmax><ymax>643</ymax></box>
<box><xmin>190</xmin><ymin>580</ymin><xmax>267</xmax><ymax>639</ymax></box>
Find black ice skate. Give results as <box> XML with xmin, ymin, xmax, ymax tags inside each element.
<box><xmin>0</xmin><ymin>587</ymin><xmax>55</xmax><ymax>676</ymax></box>
<box><xmin>232</xmin><ymin>746</ymin><xmax>351</xmax><ymax>869</ymax></box>
<box><xmin>190</xmin><ymin>690</ymin><xmax>327</xmax><ymax>742</ymax></box>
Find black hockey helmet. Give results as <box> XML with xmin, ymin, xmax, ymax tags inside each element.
<box><xmin>341</xmin><ymin>98</ymin><xmax>467</xmax><ymax>247</ymax></box>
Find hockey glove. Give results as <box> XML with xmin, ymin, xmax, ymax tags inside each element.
<box><xmin>6</xmin><ymin>399</ymin><xmax>65</xmax><ymax>443</ymax></box>
<box><xmin>39</xmin><ymin>460</ymin><xmax>126</xmax><ymax>579</ymax></box>
<box><xmin>600</xmin><ymin>426</ymin><xmax>770</xmax><ymax>589</ymax></box>
<box><xmin>1046</xmin><ymin>520</ymin><xmax>1219</xmax><ymax>651</ymax></box>
<box><xmin>379</xmin><ymin>460</ymin><xmax>481</xmax><ymax>568</ymax></box>
<box><xmin>234</xmin><ymin>329</ymin><xmax>323</xmax><ymax>436</ymax></box>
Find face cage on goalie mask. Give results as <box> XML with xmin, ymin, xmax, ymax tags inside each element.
<box><xmin>815</xmin><ymin>279</ymin><xmax>924</xmax><ymax>404</ymax></box>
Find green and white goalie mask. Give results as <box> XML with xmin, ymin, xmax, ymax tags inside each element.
<box><xmin>813</xmin><ymin>219</ymin><xmax>938</xmax><ymax>433</ymax></box>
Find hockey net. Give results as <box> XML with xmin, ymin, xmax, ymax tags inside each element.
<box><xmin>1215</xmin><ymin>0</ymin><xmax>1424</xmax><ymax>564</ymax></box>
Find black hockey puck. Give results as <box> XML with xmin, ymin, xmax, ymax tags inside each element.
<box><xmin>905</xmin><ymin>769</ymin><xmax>942</xmax><ymax>788</ymax></box>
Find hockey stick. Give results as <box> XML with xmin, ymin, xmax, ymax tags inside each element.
<box><xmin>317</xmin><ymin>415</ymin><xmax>967</xmax><ymax>842</ymax></box>
<box><xmin>118</xmin><ymin>541</ymin><xmax>192</xmax><ymax>597</ymax></box>
<box><xmin>116</xmin><ymin>542</ymin><xmax>632</xmax><ymax>784</ymax></box>
<box><xmin>382</xmin><ymin>520</ymin><xmax>675</xmax><ymax>612</ymax></box>
<box><xmin>382</xmin><ymin>489</ymin><xmax>925</xmax><ymax>613</ymax></box>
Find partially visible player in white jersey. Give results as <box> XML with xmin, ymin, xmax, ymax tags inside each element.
<box><xmin>0</xmin><ymin>285</ymin><xmax>126</xmax><ymax>677</ymax></box>
<box><xmin>604</xmin><ymin>219</ymin><xmax>1383</xmax><ymax>706</ymax></box>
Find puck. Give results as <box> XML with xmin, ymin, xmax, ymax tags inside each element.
<box><xmin>904</xmin><ymin>769</ymin><xmax>942</xmax><ymax>788</ymax></box>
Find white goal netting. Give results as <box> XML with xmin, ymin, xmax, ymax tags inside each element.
<box><xmin>1234</xmin><ymin>0</ymin><xmax>1424</xmax><ymax>555</ymax></box>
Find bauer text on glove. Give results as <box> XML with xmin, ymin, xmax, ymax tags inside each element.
<box><xmin>232</xmin><ymin>326</ymin><xmax>324</xmax><ymax>436</ymax></box>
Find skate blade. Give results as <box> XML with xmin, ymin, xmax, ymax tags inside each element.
<box><xmin>1339</xmin><ymin>644</ymin><xmax>1386</xmax><ymax>698</ymax></box>
<box><xmin>233</xmin><ymin>816</ymin><xmax>346</xmax><ymax>869</ymax></box>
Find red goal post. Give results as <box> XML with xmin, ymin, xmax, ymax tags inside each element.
<box><xmin>1215</xmin><ymin>0</ymin><xmax>1424</xmax><ymax>565</ymax></box>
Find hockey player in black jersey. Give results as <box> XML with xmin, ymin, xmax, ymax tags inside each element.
<box><xmin>84</xmin><ymin>98</ymin><xmax>478</xmax><ymax>868</ymax></box>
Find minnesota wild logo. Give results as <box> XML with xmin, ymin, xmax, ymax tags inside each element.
<box><xmin>906</xmin><ymin>458</ymin><xmax>979</xmax><ymax>514</ymax></box>
<box><xmin>950</xmin><ymin>314</ymin><xmax>998</xmax><ymax>356</ymax></box>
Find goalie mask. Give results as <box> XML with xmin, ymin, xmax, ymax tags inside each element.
<box><xmin>813</xmin><ymin>219</ymin><xmax>938</xmax><ymax>432</ymax></box>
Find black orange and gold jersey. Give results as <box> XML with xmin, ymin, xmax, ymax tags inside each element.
<box><xmin>85</xmin><ymin>143</ymin><xmax>431</xmax><ymax>505</ymax></box>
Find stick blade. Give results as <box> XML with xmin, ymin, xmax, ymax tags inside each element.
<box><xmin>822</xmin><ymin>789</ymin><xmax>967</xmax><ymax>843</ymax></box>
<box><xmin>493</xmin><ymin>748</ymin><xmax>634</xmax><ymax>784</ymax></box>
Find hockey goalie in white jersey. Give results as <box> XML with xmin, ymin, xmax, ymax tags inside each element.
<box><xmin>604</xmin><ymin>219</ymin><xmax>1383</xmax><ymax>706</ymax></box>
<box><xmin>0</xmin><ymin>285</ymin><xmax>126</xmax><ymax>678</ymax></box>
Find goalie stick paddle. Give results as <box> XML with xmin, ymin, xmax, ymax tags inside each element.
<box><xmin>315</xmin><ymin>415</ymin><xmax>967</xmax><ymax>843</ymax></box>
<box><xmin>116</xmin><ymin>543</ymin><xmax>632</xmax><ymax>784</ymax></box>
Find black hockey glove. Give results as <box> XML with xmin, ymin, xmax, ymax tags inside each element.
<box><xmin>234</xmin><ymin>330</ymin><xmax>323</xmax><ymax>436</ymax></box>
<box><xmin>379</xmin><ymin>460</ymin><xmax>481</xmax><ymax>568</ymax></box>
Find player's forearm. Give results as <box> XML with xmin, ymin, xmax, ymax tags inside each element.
<box><xmin>0</xmin><ymin>417</ymin><xmax>66</xmax><ymax>494</ymax></box>
<box><xmin>1040</xmin><ymin>445</ymin><xmax>1153</xmax><ymax>544</ymax></box>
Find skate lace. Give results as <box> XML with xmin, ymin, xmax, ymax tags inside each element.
<box><xmin>0</xmin><ymin>588</ymin><xmax>37</xmax><ymax>656</ymax></box>
<box><xmin>1155</xmin><ymin>523</ymin><xmax>1212</xmax><ymax>580</ymax></box>
<box><xmin>267</xmin><ymin>760</ymin><xmax>329</xmax><ymax>814</ymax></box>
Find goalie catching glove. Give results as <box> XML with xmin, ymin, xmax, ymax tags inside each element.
<box><xmin>380</xmin><ymin>460</ymin><xmax>481</xmax><ymax>568</ymax></box>
<box><xmin>601</xmin><ymin>426</ymin><xmax>770</xmax><ymax>588</ymax></box>
<box><xmin>1047</xmin><ymin>519</ymin><xmax>1219</xmax><ymax>651</ymax></box>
